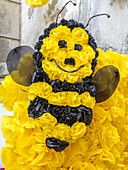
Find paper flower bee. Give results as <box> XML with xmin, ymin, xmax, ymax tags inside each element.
<box><xmin>5</xmin><ymin>1</ymin><xmax>119</xmax><ymax>152</ymax></box>
<box><xmin>1</xmin><ymin>1</ymin><xmax>128</xmax><ymax>169</ymax></box>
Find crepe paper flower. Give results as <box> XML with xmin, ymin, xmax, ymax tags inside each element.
<box><xmin>0</xmin><ymin>75</ymin><xmax>29</xmax><ymax>111</ymax></box>
<box><xmin>26</xmin><ymin>0</ymin><xmax>49</xmax><ymax>8</ymax></box>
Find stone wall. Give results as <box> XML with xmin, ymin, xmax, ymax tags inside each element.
<box><xmin>0</xmin><ymin>0</ymin><xmax>21</xmax><ymax>75</ymax></box>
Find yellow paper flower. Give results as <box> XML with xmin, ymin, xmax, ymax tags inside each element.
<box><xmin>0</xmin><ymin>75</ymin><xmax>29</xmax><ymax>111</ymax></box>
<box><xmin>26</xmin><ymin>0</ymin><xmax>49</xmax><ymax>8</ymax></box>
<box><xmin>71</xmin><ymin>122</ymin><xmax>86</xmax><ymax>140</ymax></box>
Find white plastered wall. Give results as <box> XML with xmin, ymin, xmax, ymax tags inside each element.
<box><xmin>21</xmin><ymin>0</ymin><xmax>128</xmax><ymax>53</ymax></box>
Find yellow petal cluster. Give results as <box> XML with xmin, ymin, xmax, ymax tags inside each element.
<box><xmin>1</xmin><ymin>102</ymin><xmax>87</xmax><ymax>169</ymax></box>
<box><xmin>26</xmin><ymin>0</ymin><xmax>49</xmax><ymax>8</ymax></box>
<box><xmin>28</xmin><ymin>82</ymin><xmax>95</xmax><ymax>108</ymax></box>
<box><xmin>0</xmin><ymin>49</ymin><xmax>128</xmax><ymax>169</ymax></box>
<box><xmin>40</xmin><ymin>25</ymin><xmax>95</xmax><ymax>83</ymax></box>
<box><xmin>0</xmin><ymin>75</ymin><xmax>29</xmax><ymax>111</ymax></box>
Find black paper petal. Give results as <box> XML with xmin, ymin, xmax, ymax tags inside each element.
<box><xmin>28</xmin><ymin>97</ymin><xmax>49</xmax><ymax>118</ymax></box>
<box><xmin>74</xmin><ymin>44</ymin><xmax>83</xmax><ymax>51</ymax></box>
<box><xmin>32</xmin><ymin>70</ymin><xmax>50</xmax><ymax>84</ymax></box>
<box><xmin>50</xmin><ymin>77</ymin><xmax>96</xmax><ymax>97</ymax></box>
<box><xmin>58</xmin><ymin>40</ymin><xmax>67</xmax><ymax>48</ymax></box>
<box><xmin>64</xmin><ymin>58</ymin><xmax>75</xmax><ymax>66</ymax></box>
<box><xmin>46</xmin><ymin>137</ymin><xmax>69</xmax><ymax>152</ymax></box>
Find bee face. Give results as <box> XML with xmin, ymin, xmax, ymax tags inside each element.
<box><xmin>39</xmin><ymin>24</ymin><xmax>97</xmax><ymax>83</ymax></box>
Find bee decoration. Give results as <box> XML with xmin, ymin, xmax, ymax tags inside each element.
<box><xmin>6</xmin><ymin>0</ymin><xmax>120</xmax><ymax>152</ymax></box>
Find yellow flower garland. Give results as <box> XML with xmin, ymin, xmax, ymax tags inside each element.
<box><xmin>0</xmin><ymin>49</ymin><xmax>128</xmax><ymax>169</ymax></box>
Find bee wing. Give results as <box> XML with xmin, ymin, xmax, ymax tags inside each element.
<box><xmin>6</xmin><ymin>46</ymin><xmax>36</xmax><ymax>86</ymax></box>
<box><xmin>93</xmin><ymin>65</ymin><xmax>120</xmax><ymax>103</ymax></box>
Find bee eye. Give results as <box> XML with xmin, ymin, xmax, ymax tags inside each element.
<box><xmin>58</xmin><ymin>40</ymin><xmax>67</xmax><ymax>48</ymax></box>
<box><xmin>75</xmin><ymin>44</ymin><xmax>83</xmax><ymax>51</ymax></box>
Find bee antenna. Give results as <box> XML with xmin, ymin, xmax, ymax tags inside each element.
<box><xmin>56</xmin><ymin>1</ymin><xmax>77</xmax><ymax>23</ymax></box>
<box><xmin>85</xmin><ymin>13</ymin><xmax>110</xmax><ymax>28</ymax></box>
